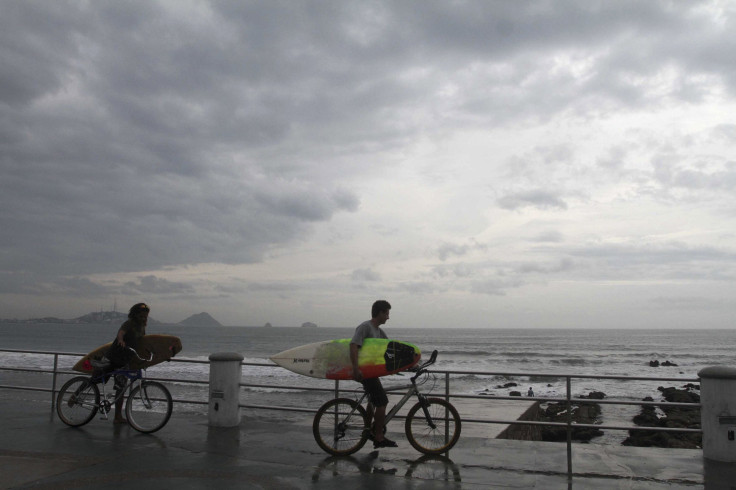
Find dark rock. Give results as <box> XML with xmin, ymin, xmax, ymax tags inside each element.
<box><xmin>649</xmin><ymin>360</ymin><xmax>660</xmax><ymax>367</ymax></box>
<box><xmin>584</xmin><ymin>391</ymin><xmax>606</xmax><ymax>400</ymax></box>
<box><xmin>496</xmin><ymin>382</ymin><xmax>518</xmax><ymax>389</ymax></box>
<box><xmin>623</xmin><ymin>387</ymin><xmax>701</xmax><ymax>449</ymax></box>
<box><xmin>658</xmin><ymin>386</ymin><xmax>700</xmax><ymax>404</ymax></box>
<box><xmin>510</xmin><ymin>391</ymin><xmax>522</xmax><ymax>397</ymax></box>
<box><xmin>539</xmin><ymin>392</ymin><xmax>604</xmax><ymax>443</ymax></box>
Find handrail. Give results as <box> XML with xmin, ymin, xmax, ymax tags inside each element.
<box><xmin>0</xmin><ymin>347</ymin><xmax>702</xmax><ymax>481</ymax></box>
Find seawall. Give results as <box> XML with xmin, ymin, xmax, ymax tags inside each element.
<box><xmin>496</xmin><ymin>401</ymin><xmax>542</xmax><ymax>440</ymax></box>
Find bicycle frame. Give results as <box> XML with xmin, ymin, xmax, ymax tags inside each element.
<box><xmin>82</xmin><ymin>347</ymin><xmax>153</xmax><ymax>416</ymax></box>
<box><xmin>385</xmin><ymin>381</ymin><xmax>424</xmax><ymax>424</ymax></box>
<box><xmin>88</xmin><ymin>368</ymin><xmax>144</xmax><ymax>418</ymax></box>
<box><xmin>354</xmin><ymin>351</ymin><xmax>438</xmax><ymax>428</ymax></box>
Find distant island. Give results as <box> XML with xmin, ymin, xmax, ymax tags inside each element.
<box><xmin>179</xmin><ymin>312</ymin><xmax>222</xmax><ymax>327</ymax></box>
<box><xmin>1</xmin><ymin>310</ymin><xmax>223</xmax><ymax>326</ymax></box>
<box><xmin>301</xmin><ymin>322</ymin><xmax>318</xmax><ymax>328</ymax></box>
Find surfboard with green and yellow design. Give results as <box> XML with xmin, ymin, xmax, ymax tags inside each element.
<box><xmin>270</xmin><ymin>338</ymin><xmax>421</xmax><ymax>379</ymax></box>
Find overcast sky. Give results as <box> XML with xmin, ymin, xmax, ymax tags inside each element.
<box><xmin>1</xmin><ymin>1</ymin><xmax>735</xmax><ymax>328</ymax></box>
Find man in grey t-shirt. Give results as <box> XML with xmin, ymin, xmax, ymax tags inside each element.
<box><xmin>350</xmin><ymin>300</ymin><xmax>397</xmax><ymax>448</ymax></box>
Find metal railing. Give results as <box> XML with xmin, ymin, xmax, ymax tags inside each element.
<box><xmin>1</xmin><ymin>348</ymin><xmax>702</xmax><ymax>479</ymax></box>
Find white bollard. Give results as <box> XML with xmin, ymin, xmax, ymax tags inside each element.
<box><xmin>208</xmin><ymin>352</ymin><xmax>244</xmax><ymax>427</ymax></box>
<box><xmin>698</xmin><ymin>366</ymin><xmax>736</xmax><ymax>462</ymax></box>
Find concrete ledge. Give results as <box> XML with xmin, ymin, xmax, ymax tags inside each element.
<box><xmin>496</xmin><ymin>401</ymin><xmax>541</xmax><ymax>440</ymax></box>
<box><xmin>208</xmin><ymin>352</ymin><xmax>244</xmax><ymax>362</ymax></box>
<box><xmin>698</xmin><ymin>366</ymin><xmax>736</xmax><ymax>379</ymax></box>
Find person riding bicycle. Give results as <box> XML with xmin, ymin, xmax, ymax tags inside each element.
<box><xmin>103</xmin><ymin>302</ymin><xmax>150</xmax><ymax>424</ymax></box>
<box><xmin>350</xmin><ymin>300</ymin><xmax>398</xmax><ymax>448</ymax></box>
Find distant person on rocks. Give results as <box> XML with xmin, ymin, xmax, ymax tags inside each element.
<box><xmin>105</xmin><ymin>302</ymin><xmax>150</xmax><ymax>424</ymax></box>
<box><xmin>350</xmin><ymin>300</ymin><xmax>397</xmax><ymax>448</ymax></box>
<box><xmin>528</xmin><ymin>387</ymin><xmax>534</xmax><ymax>397</ymax></box>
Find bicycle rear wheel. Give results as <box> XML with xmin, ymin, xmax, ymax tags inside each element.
<box><xmin>126</xmin><ymin>381</ymin><xmax>172</xmax><ymax>433</ymax></box>
<box><xmin>405</xmin><ymin>398</ymin><xmax>461</xmax><ymax>454</ymax></box>
<box><xmin>313</xmin><ymin>398</ymin><xmax>369</xmax><ymax>456</ymax></box>
<box><xmin>56</xmin><ymin>376</ymin><xmax>100</xmax><ymax>427</ymax></box>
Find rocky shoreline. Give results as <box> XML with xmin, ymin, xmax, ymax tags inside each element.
<box><xmin>533</xmin><ymin>384</ymin><xmax>700</xmax><ymax>448</ymax></box>
<box><xmin>623</xmin><ymin>384</ymin><xmax>701</xmax><ymax>449</ymax></box>
<box><xmin>538</xmin><ymin>391</ymin><xmax>605</xmax><ymax>443</ymax></box>
<box><xmin>499</xmin><ymin>358</ymin><xmax>701</xmax><ymax>448</ymax></box>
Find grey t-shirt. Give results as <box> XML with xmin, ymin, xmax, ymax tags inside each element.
<box><xmin>350</xmin><ymin>320</ymin><xmax>387</xmax><ymax>346</ymax></box>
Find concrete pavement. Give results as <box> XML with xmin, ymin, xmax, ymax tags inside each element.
<box><xmin>0</xmin><ymin>394</ymin><xmax>720</xmax><ymax>489</ymax></box>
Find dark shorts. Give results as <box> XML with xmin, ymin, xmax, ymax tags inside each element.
<box><xmin>361</xmin><ymin>377</ymin><xmax>388</xmax><ymax>407</ymax></box>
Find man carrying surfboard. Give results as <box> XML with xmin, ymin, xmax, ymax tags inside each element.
<box><xmin>350</xmin><ymin>300</ymin><xmax>398</xmax><ymax>448</ymax></box>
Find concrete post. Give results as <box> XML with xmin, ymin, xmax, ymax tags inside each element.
<box><xmin>208</xmin><ymin>352</ymin><xmax>244</xmax><ymax>427</ymax></box>
<box><xmin>698</xmin><ymin>366</ymin><xmax>736</xmax><ymax>462</ymax></box>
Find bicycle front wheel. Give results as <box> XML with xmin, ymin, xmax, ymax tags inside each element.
<box><xmin>126</xmin><ymin>381</ymin><xmax>173</xmax><ymax>433</ymax></box>
<box><xmin>313</xmin><ymin>398</ymin><xmax>369</xmax><ymax>456</ymax></box>
<box><xmin>56</xmin><ymin>376</ymin><xmax>100</xmax><ymax>427</ymax></box>
<box><xmin>405</xmin><ymin>398</ymin><xmax>461</xmax><ymax>454</ymax></box>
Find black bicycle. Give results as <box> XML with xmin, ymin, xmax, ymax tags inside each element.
<box><xmin>312</xmin><ymin>350</ymin><xmax>461</xmax><ymax>455</ymax></box>
<box><xmin>56</xmin><ymin>348</ymin><xmax>173</xmax><ymax>433</ymax></box>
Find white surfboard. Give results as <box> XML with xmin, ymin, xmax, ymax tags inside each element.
<box><xmin>270</xmin><ymin>338</ymin><xmax>421</xmax><ymax>380</ymax></box>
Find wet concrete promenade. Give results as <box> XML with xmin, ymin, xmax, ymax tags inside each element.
<box><xmin>0</xmin><ymin>396</ymin><xmax>724</xmax><ymax>489</ymax></box>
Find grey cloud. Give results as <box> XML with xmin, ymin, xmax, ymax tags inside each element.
<box><xmin>514</xmin><ymin>258</ymin><xmax>574</xmax><ymax>274</ymax></box>
<box><xmin>2</xmin><ymin>0</ymin><xmax>735</xmax><ymax>301</ymax></box>
<box><xmin>123</xmin><ymin>275</ymin><xmax>195</xmax><ymax>295</ymax></box>
<box><xmin>653</xmin><ymin>160</ymin><xmax>736</xmax><ymax>193</ymax></box>
<box><xmin>437</xmin><ymin>243</ymin><xmax>471</xmax><ymax>261</ymax></box>
<box><xmin>597</xmin><ymin>146</ymin><xmax>629</xmax><ymax>170</ymax></box>
<box><xmin>432</xmin><ymin>263</ymin><xmax>475</xmax><ymax>279</ymax></box>
<box><xmin>650</xmin><ymin>296</ymin><xmax>727</xmax><ymax>311</ymax></box>
<box><xmin>530</xmin><ymin>230</ymin><xmax>565</xmax><ymax>243</ymax></box>
<box><xmin>254</xmin><ymin>185</ymin><xmax>360</xmax><ymax>222</ymax></box>
<box><xmin>400</xmin><ymin>281</ymin><xmax>436</xmax><ymax>295</ymax></box>
<box><xmin>498</xmin><ymin>190</ymin><xmax>568</xmax><ymax>210</ymax></box>
<box><xmin>351</xmin><ymin>268</ymin><xmax>382</xmax><ymax>282</ymax></box>
<box><xmin>247</xmin><ymin>282</ymin><xmax>300</xmax><ymax>292</ymax></box>
<box><xmin>0</xmin><ymin>274</ymin><xmax>110</xmax><ymax>297</ymax></box>
<box><xmin>437</xmin><ymin>241</ymin><xmax>487</xmax><ymax>261</ymax></box>
<box><xmin>470</xmin><ymin>277</ymin><xmax>524</xmax><ymax>296</ymax></box>
<box><xmin>568</xmin><ymin>242</ymin><xmax>736</xmax><ymax>281</ymax></box>
<box><xmin>712</xmin><ymin>124</ymin><xmax>736</xmax><ymax>142</ymax></box>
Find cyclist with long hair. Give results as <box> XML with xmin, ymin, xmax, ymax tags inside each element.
<box><xmin>103</xmin><ymin>302</ymin><xmax>150</xmax><ymax>424</ymax></box>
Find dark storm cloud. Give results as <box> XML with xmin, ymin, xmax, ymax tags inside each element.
<box><xmin>1</xmin><ymin>0</ymin><xmax>734</xmax><ymax>293</ymax></box>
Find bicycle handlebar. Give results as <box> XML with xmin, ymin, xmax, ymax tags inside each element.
<box><xmin>409</xmin><ymin>349</ymin><xmax>439</xmax><ymax>379</ymax></box>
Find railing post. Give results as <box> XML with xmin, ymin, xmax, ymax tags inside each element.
<box><xmin>446</xmin><ymin>372</ymin><xmax>451</xmax><ymax>447</ymax></box>
<box><xmin>208</xmin><ymin>352</ymin><xmax>244</xmax><ymax>427</ymax></box>
<box><xmin>51</xmin><ymin>354</ymin><xmax>59</xmax><ymax>412</ymax></box>
<box><xmin>334</xmin><ymin>379</ymin><xmax>339</xmax><ymax>399</ymax></box>
<box><xmin>566</xmin><ymin>376</ymin><xmax>572</xmax><ymax>479</ymax></box>
<box><xmin>699</xmin><ymin>366</ymin><xmax>736</xmax><ymax>462</ymax></box>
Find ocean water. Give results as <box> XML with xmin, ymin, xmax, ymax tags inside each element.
<box><xmin>2</xmin><ymin>323</ymin><xmax>733</xmax><ymax>445</ymax></box>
